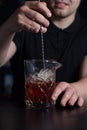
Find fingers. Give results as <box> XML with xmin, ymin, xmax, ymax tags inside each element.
<box><xmin>17</xmin><ymin>1</ymin><xmax>52</xmax><ymax>33</ymax></box>
<box><xmin>27</xmin><ymin>1</ymin><xmax>52</xmax><ymax>18</ymax></box>
<box><xmin>61</xmin><ymin>92</ymin><xmax>84</xmax><ymax>107</ymax></box>
<box><xmin>17</xmin><ymin>14</ymin><xmax>47</xmax><ymax>33</ymax></box>
<box><xmin>77</xmin><ymin>97</ymin><xmax>84</xmax><ymax>107</ymax></box>
<box><xmin>25</xmin><ymin>8</ymin><xmax>50</xmax><ymax>29</ymax></box>
<box><xmin>51</xmin><ymin>82</ymin><xmax>69</xmax><ymax>101</ymax></box>
<box><xmin>68</xmin><ymin>92</ymin><xmax>78</xmax><ymax>106</ymax></box>
<box><xmin>9</xmin><ymin>1</ymin><xmax>51</xmax><ymax>33</ymax></box>
<box><xmin>68</xmin><ymin>96</ymin><xmax>84</xmax><ymax>107</ymax></box>
<box><xmin>60</xmin><ymin>87</ymin><xmax>75</xmax><ymax>107</ymax></box>
<box><xmin>51</xmin><ymin>82</ymin><xmax>84</xmax><ymax>107</ymax></box>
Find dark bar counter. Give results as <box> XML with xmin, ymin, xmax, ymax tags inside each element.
<box><xmin>0</xmin><ymin>100</ymin><xmax>87</xmax><ymax>130</ymax></box>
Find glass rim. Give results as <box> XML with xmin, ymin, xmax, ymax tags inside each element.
<box><xmin>24</xmin><ymin>59</ymin><xmax>62</xmax><ymax>69</ymax></box>
<box><xmin>24</xmin><ymin>59</ymin><xmax>61</xmax><ymax>63</ymax></box>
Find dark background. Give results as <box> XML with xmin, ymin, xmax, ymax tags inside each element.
<box><xmin>79</xmin><ymin>0</ymin><xmax>87</xmax><ymax>20</ymax></box>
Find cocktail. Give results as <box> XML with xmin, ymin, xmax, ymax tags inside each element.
<box><xmin>24</xmin><ymin>59</ymin><xmax>61</xmax><ymax>109</ymax></box>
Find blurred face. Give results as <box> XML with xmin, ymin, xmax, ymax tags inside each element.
<box><xmin>46</xmin><ymin>0</ymin><xmax>81</xmax><ymax>19</ymax></box>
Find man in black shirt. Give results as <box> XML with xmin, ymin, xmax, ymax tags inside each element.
<box><xmin>0</xmin><ymin>0</ymin><xmax>87</xmax><ymax>107</ymax></box>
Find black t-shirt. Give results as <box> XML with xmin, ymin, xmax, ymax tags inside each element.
<box><xmin>12</xmin><ymin>13</ymin><xmax>87</xmax><ymax>102</ymax></box>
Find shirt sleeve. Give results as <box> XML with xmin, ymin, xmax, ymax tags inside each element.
<box><xmin>13</xmin><ymin>31</ymin><xmax>25</xmax><ymax>50</ymax></box>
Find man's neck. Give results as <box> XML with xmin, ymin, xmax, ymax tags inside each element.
<box><xmin>51</xmin><ymin>13</ymin><xmax>76</xmax><ymax>29</ymax></box>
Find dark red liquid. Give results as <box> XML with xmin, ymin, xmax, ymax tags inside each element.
<box><xmin>25</xmin><ymin>79</ymin><xmax>55</xmax><ymax>104</ymax></box>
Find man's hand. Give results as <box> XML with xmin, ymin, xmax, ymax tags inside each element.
<box><xmin>6</xmin><ymin>1</ymin><xmax>52</xmax><ymax>33</ymax></box>
<box><xmin>51</xmin><ymin>81</ymin><xmax>84</xmax><ymax>107</ymax></box>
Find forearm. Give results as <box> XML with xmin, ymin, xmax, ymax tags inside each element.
<box><xmin>0</xmin><ymin>21</ymin><xmax>15</xmax><ymax>66</ymax></box>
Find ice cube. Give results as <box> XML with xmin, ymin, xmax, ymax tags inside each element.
<box><xmin>37</xmin><ymin>68</ymin><xmax>55</xmax><ymax>82</ymax></box>
<box><xmin>32</xmin><ymin>73</ymin><xmax>43</xmax><ymax>81</ymax></box>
